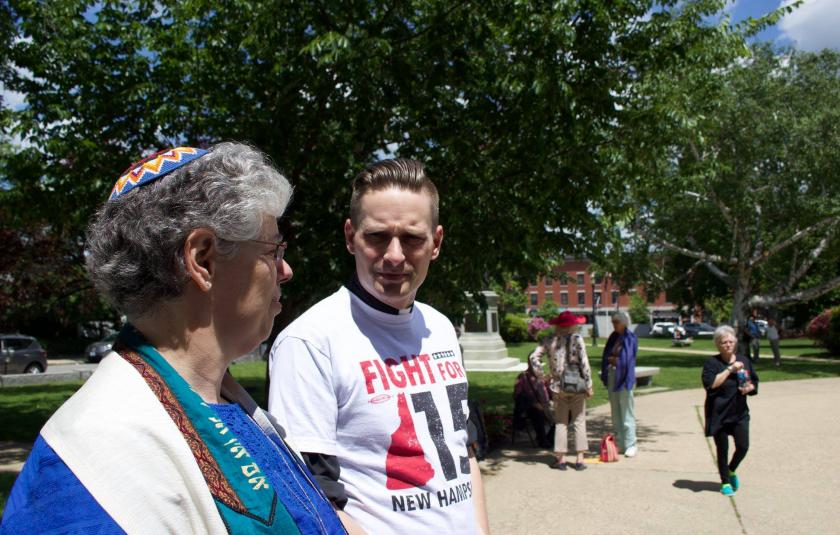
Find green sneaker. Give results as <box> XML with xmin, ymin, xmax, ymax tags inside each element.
<box><xmin>729</xmin><ymin>471</ymin><xmax>740</xmax><ymax>491</ymax></box>
<box><xmin>721</xmin><ymin>483</ymin><xmax>736</xmax><ymax>496</ymax></box>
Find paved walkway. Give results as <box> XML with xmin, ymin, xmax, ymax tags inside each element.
<box><xmin>482</xmin><ymin>377</ymin><xmax>840</xmax><ymax>535</ymax></box>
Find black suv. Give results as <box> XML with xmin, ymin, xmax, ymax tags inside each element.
<box><xmin>0</xmin><ymin>334</ymin><xmax>48</xmax><ymax>374</ymax></box>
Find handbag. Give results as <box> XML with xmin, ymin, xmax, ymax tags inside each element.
<box><xmin>600</xmin><ymin>433</ymin><xmax>619</xmax><ymax>462</ymax></box>
<box><xmin>561</xmin><ymin>336</ymin><xmax>588</xmax><ymax>395</ymax></box>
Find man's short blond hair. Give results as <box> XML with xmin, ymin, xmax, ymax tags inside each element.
<box><xmin>349</xmin><ymin>158</ymin><xmax>439</xmax><ymax>227</ymax></box>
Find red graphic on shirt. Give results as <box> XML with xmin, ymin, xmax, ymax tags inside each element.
<box><xmin>385</xmin><ymin>392</ymin><xmax>435</xmax><ymax>490</ymax></box>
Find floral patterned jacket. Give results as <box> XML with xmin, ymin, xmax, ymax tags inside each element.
<box><xmin>528</xmin><ymin>333</ymin><xmax>593</xmax><ymax>395</ymax></box>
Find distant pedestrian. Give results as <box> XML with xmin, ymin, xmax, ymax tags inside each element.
<box><xmin>767</xmin><ymin>318</ymin><xmax>781</xmax><ymax>366</ymax></box>
<box><xmin>530</xmin><ymin>311</ymin><xmax>593</xmax><ymax>471</ymax></box>
<box><xmin>601</xmin><ymin>310</ymin><xmax>638</xmax><ymax>458</ymax></box>
<box><xmin>746</xmin><ymin>313</ymin><xmax>761</xmax><ymax>362</ymax></box>
<box><xmin>702</xmin><ymin>325</ymin><xmax>759</xmax><ymax>496</ymax></box>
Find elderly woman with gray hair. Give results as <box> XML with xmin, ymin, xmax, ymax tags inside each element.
<box><xmin>2</xmin><ymin>144</ymin><xmax>347</xmax><ymax>534</ymax></box>
<box><xmin>600</xmin><ymin>311</ymin><xmax>639</xmax><ymax>457</ymax></box>
<box><xmin>702</xmin><ymin>325</ymin><xmax>758</xmax><ymax>496</ymax></box>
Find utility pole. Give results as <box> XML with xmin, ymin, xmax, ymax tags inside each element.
<box><xmin>591</xmin><ymin>278</ymin><xmax>601</xmax><ymax>347</ymax></box>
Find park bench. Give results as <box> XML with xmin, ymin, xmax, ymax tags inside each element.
<box><xmin>636</xmin><ymin>366</ymin><xmax>660</xmax><ymax>387</ymax></box>
<box><xmin>672</xmin><ymin>337</ymin><xmax>693</xmax><ymax>347</ymax></box>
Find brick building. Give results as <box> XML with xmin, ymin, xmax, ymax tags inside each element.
<box><xmin>524</xmin><ymin>258</ymin><xmax>677</xmax><ymax>326</ymax></box>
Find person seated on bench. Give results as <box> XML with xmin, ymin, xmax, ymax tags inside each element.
<box><xmin>513</xmin><ymin>364</ymin><xmax>552</xmax><ymax>448</ymax></box>
<box><xmin>673</xmin><ymin>325</ymin><xmax>692</xmax><ymax>346</ymax></box>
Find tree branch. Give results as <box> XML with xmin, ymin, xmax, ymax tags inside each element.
<box><xmin>651</xmin><ymin>236</ymin><xmax>731</xmax><ymax>265</ymax></box>
<box><xmin>751</xmin><ymin>216</ymin><xmax>840</xmax><ymax>266</ymax></box>
<box><xmin>660</xmin><ymin>259</ymin><xmax>704</xmax><ymax>289</ymax></box>
<box><xmin>778</xmin><ymin>224</ymin><xmax>839</xmax><ymax>294</ymax></box>
<box><xmin>749</xmin><ymin>274</ymin><xmax>840</xmax><ymax>308</ymax></box>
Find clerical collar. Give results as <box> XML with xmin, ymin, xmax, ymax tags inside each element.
<box><xmin>346</xmin><ymin>273</ymin><xmax>414</xmax><ymax>315</ymax></box>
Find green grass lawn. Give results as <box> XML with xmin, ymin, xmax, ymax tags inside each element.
<box><xmin>632</xmin><ymin>336</ymin><xmax>833</xmax><ymax>357</ymax></box>
<box><xmin>1</xmin><ymin>344</ymin><xmax>838</xmax><ymax>515</ymax></box>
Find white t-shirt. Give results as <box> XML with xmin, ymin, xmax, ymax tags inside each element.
<box><xmin>268</xmin><ymin>287</ymin><xmax>477</xmax><ymax>535</ymax></box>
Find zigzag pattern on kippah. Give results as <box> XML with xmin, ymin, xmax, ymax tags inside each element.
<box><xmin>109</xmin><ymin>146</ymin><xmax>209</xmax><ymax>200</ymax></box>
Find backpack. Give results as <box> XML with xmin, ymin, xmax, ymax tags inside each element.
<box><xmin>600</xmin><ymin>434</ymin><xmax>619</xmax><ymax>462</ymax></box>
<box><xmin>561</xmin><ymin>335</ymin><xmax>588</xmax><ymax>395</ymax></box>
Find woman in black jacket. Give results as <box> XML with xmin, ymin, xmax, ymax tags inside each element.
<box><xmin>702</xmin><ymin>325</ymin><xmax>759</xmax><ymax>496</ymax></box>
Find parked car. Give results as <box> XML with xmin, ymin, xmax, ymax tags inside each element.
<box><xmin>684</xmin><ymin>322</ymin><xmax>716</xmax><ymax>338</ymax></box>
<box><xmin>85</xmin><ymin>332</ymin><xmax>118</xmax><ymax>363</ymax></box>
<box><xmin>0</xmin><ymin>334</ymin><xmax>48</xmax><ymax>374</ymax></box>
<box><xmin>651</xmin><ymin>322</ymin><xmax>677</xmax><ymax>337</ymax></box>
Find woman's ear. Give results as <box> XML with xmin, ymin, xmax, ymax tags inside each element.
<box><xmin>183</xmin><ymin>228</ymin><xmax>217</xmax><ymax>292</ymax></box>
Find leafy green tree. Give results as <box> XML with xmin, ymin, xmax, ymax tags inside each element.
<box><xmin>702</xmin><ymin>296</ymin><xmax>732</xmax><ymax>325</ymax></box>
<box><xmin>611</xmin><ymin>44</ymin><xmax>840</xmax><ymax>326</ymax></box>
<box><xmin>628</xmin><ymin>294</ymin><xmax>650</xmax><ymax>324</ymax></box>
<box><xmin>537</xmin><ymin>300</ymin><xmax>559</xmax><ymax>320</ymax></box>
<box><xmin>1</xmin><ymin>0</ymin><xmax>777</xmax><ymax>332</ymax></box>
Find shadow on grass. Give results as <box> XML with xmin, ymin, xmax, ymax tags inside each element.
<box><xmin>673</xmin><ymin>479</ymin><xmax>720</xmax><ymax>493</ymax></box>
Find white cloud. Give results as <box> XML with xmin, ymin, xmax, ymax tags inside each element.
<box><xmin>778</xmin><ymin>0</ymin><xmax>840</xmax><ymax>51</ymax></box>
<box><xmin>1</xmin><ymin>85</ymin><xmax>26</xmax><ymax>110</ymax></box>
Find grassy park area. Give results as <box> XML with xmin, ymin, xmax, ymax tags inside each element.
<box><xmin>0</xmin><ymin>339</ymin><xmax>838</xmax><ymax>513</ymax></box>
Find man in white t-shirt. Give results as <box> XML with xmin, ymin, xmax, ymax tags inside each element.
<box><xmin>268</xmin><ymin>159</ymin><xmax>489</xmax><ymax>535</ymax></box>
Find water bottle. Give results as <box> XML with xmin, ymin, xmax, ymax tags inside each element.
<box><xmin>736</xmin><ymin>369</ymin><xmax>750</xmax><ymax>388</ymax></box>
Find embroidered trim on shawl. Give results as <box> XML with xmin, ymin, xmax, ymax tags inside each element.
<box><xmin>116</xmin><ymin>345</ymin><xmax>247</xmax><ymax>514</ymax></box>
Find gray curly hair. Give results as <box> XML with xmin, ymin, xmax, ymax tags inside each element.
<box><xmin>85</xmin><ymin>142</ymin><xmax>291</xmax><ymax>317</ymax></box>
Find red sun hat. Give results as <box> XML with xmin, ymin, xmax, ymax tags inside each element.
<box><xmin>548</xmin><ymin>311</ymin><xmax>586</xmax><ymax>327</ymax></box>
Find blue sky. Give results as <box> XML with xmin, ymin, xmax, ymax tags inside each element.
<box><xmin>730</xmin><ymin>0</ymin><xmax>840</xmax><ymax>50</ymax></box>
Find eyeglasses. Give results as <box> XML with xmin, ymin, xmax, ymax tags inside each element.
<box><xmin>249</xmin><ymin>238</ymin><xmax>288</xmax><ymax>262</ymax></box>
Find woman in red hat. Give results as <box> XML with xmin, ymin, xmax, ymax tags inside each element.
<box><xmin>528</xmin><ymin>311</ymin><xmax>594</xmax><ymax>471</ymax></box>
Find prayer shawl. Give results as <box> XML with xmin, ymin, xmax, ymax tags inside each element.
<box><xmin>5</xmin><ymin>326</ymin><xmax>332</xmax><ymax>534</ymax></box>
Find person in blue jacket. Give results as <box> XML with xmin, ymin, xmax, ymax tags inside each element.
<box><xmin>601</xmin><ymin>310</ymin><xmax>639</xmax><ymax>457</ymax></box>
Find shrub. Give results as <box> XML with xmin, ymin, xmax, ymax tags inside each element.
<box><xmin>827</xmin><ymin>306</ymin><xmax>840</xmax><ymax>356</ymax></box>
<box><xmin>806</xmin><ymin>309</ymin><xmax>832</xmax><ymax>345</ymax></box>
<box><xmin>501</xmin><ymin>314</ymin><xmax>529</xmax><ymax>343</ymax></box>
<box><xmin>527</xmin><ymin>316</ymin><xmax>552</xmax><ymax>340</ymax></box>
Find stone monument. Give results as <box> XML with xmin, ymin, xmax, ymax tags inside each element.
<box><xmin>460</xmin><ymin>290</ymin><xmax>527</xmax><ymax>372</ymax></box>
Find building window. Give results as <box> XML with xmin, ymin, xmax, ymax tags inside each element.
<box><xmin>545</xmin><ymin>291</ymin><xmax>553</xmax><ymax>303</ymax></box>
<box><xmin>594</xmin><ymin>291</ymin><xmax>602</xmax><ymax>305</ymax></box>
<box><xmin>545</xmin><ymin>276</ymin><xmax>554</xmax><ymax>286</ymax></box>
<box><xmin>594</xmin><ymin>274</ymin><xmax>603</xmax><ymax>284</ymax></box>
<box><xmin>530</xmin><ymin>293</ymin><xmax>538</xmax><ymax>305</ymax></box>
<box><xmin>576</xmin><ymin>272</ymin><xmax>585</xmax><ymax>286</ymax></box>
<box><xmin>559</xmin><ymin>272</ymin><xmax>569</xmax><ymax>285</ymax></box>
<box><xmin>560</xmin><ymin>292</ymin><xmax>568</xmax><ymax>305</ymax></box>
<box><xmin>577</xmin><ymin>291</ymin><xmax>586</xmax><ymax>305</ymax></box>
<box><xmin>611</xmin><ymin>290</ymin><xmax>619</xmax><ymax>304</ymax></box>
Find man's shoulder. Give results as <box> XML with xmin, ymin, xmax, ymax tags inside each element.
<box><xmin>279</xmin><ymin>287</ymin><xmax>351</xmax><ymax>340</ymax></box>
<box><xmin>412</xmin><ymin>300</ymin><xmax>453</xmax><ymax>324</ymax></box>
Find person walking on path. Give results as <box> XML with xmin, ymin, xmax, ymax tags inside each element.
<box><xmin>601</xmin><ymin>311</ymin><xmax>638</xmax><ymax>458</ymax></box>
<box><xmin>767</xmin><ymin>319</ymin><xmax>782</xmax><ymax>366</ymax></box>
<box><xmin>747</xmin><ymin>313</ymin><xmax>761</xmax><ymax>362</ymax></box>
<box><xmin>702</xmin><ymin>325</ymin><xmax>759</xmax><ymax>497</ymax></box>
<box><xmin>529</xmin><ymin>311</ymin><xmax>594</xmax><ymax>471</ymax></box>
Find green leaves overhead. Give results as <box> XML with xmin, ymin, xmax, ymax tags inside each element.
<box><xmin>2</xmin><ymin>0</ymin><xmax>760</xmax><ymax>327</ymax></box>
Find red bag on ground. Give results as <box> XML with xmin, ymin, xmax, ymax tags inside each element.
<box><xmin>600</xmin><ymin>434</ymin><xmax>619</xmax><ymax>462</ymax></box>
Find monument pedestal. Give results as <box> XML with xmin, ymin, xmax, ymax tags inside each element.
<box><xmin>460</xmin><ymin>291</ymin><xmax>527</xmax><ymax>373</ymax></box>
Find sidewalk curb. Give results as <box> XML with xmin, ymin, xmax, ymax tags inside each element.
<box><xmin>0</xmin><ymin>370</ymin><xmax>92</xmax><ymax>387</ymax></box>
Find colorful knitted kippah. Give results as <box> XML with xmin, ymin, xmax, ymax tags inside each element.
<box><xmin>109</xmin><ymin>146</ymin><xmax>209</xmax><ymax>200</ymax></box>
